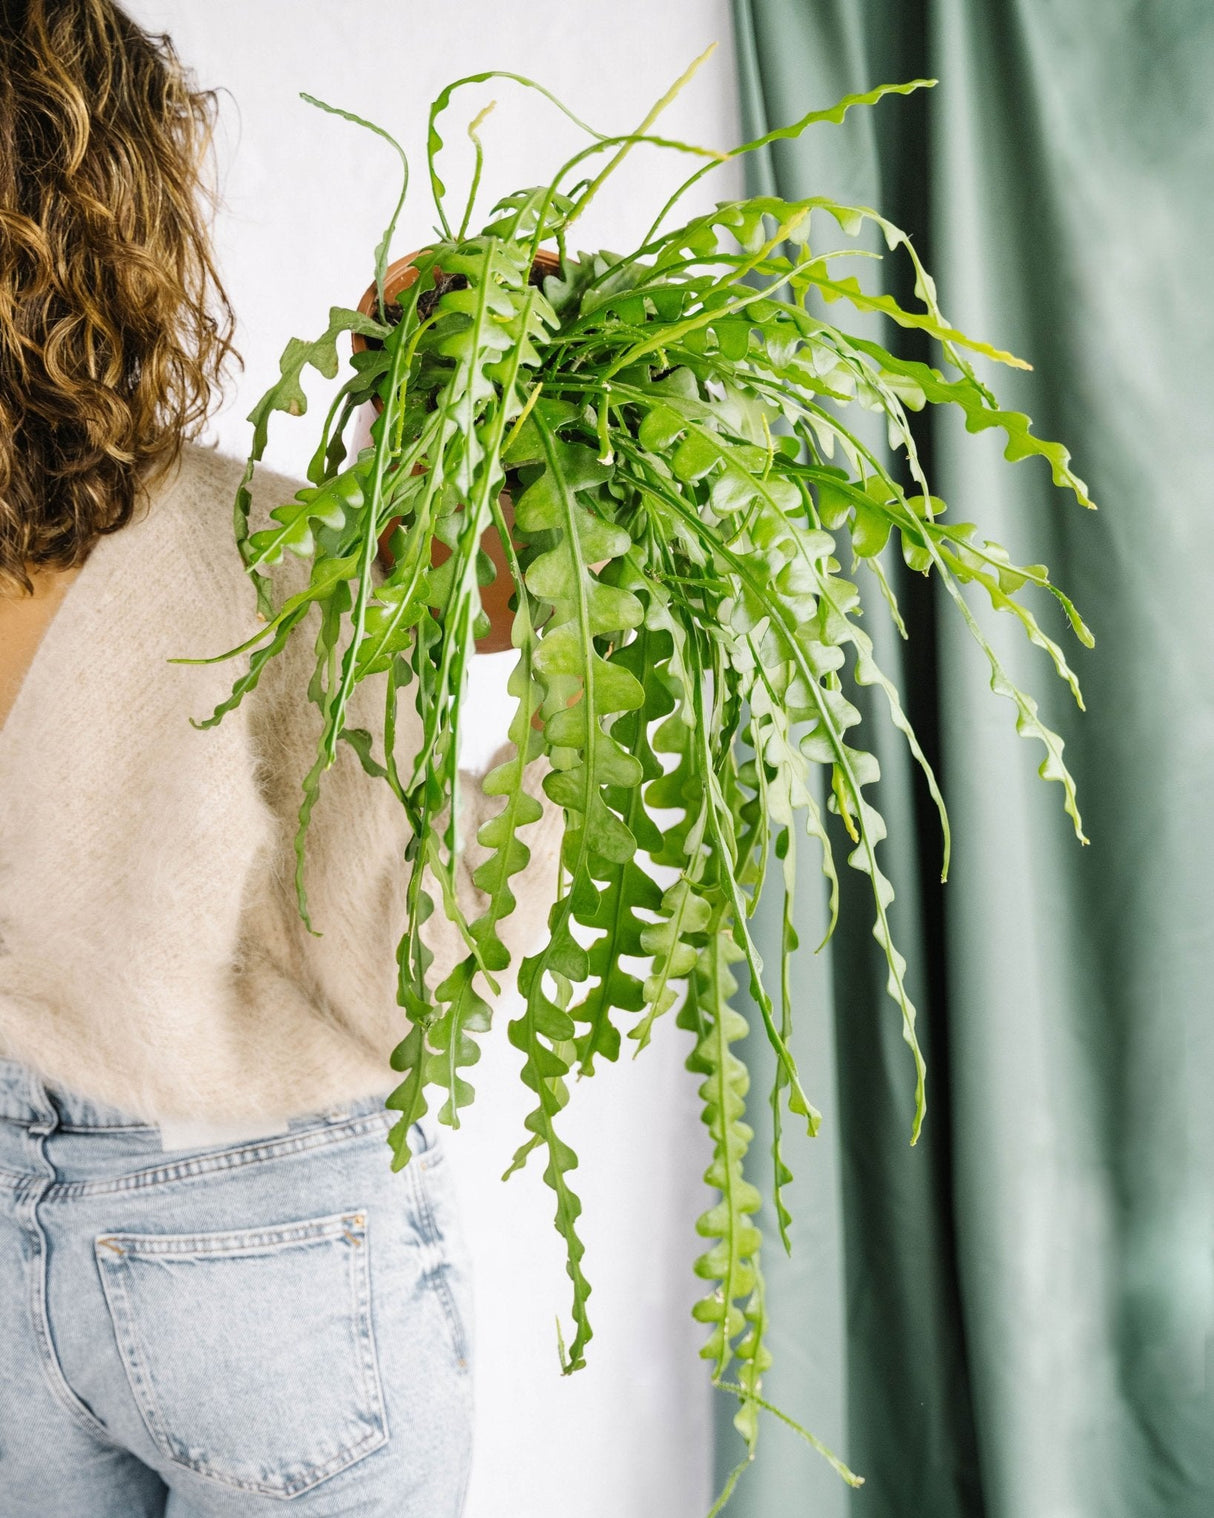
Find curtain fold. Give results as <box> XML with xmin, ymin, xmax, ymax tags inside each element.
<box><xmin>720</xmin><ymin>3</ymin><xmax>1214</xmax><ymax>1514</ymax></box>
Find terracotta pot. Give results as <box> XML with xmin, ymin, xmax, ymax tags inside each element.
<box><xmin>351</xmin><ymin>244</ymin><xmax>562</xmax><ymax>356</ymax></box>
<box><xmin>351</xmin><ymin>247</ymin><xmax>561</xmax><ymax>571</ymax></box>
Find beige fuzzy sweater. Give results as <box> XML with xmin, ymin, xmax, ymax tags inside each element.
<box><xmin>0</xmin><ymin>444</ymin><xmax>562</xmax><ymax>1123</ymax></box>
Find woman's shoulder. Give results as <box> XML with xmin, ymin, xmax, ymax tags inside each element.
<box><xmin>171</xmin><ymin>441</ymin><xmax>303</xmax><ymax>512</ymax></box>
<box><xmin>154</xmin><ymin>443</ymin><xmax>310</xmax><ymax>613</ymax></box>
<box><xmin>165</xmin><ymin>442</ymin><xmax>305</xmax><ymax>558</ymax></box>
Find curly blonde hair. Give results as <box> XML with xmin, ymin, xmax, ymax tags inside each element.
<box><xmin>0</xmin><ymin>0</ymin><xmax>237</xmax><ymax>597</ymax></box>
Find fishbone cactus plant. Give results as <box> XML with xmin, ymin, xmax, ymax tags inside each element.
<box><xmin>183</xmin><ymin>53</ymin><xmax>1092</xmax><ymax>1509</ymax></box>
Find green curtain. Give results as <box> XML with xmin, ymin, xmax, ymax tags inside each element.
<box><xmin>718</xmin><ymin>2</ymin><xmax>1214</xmax><ymax>1514</ymax></box>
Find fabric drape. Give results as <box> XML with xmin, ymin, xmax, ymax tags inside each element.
<box><xmin>719</xmin><ymin>3</ymin><xmax>1214</xmax><ymax>1514</ymax></box>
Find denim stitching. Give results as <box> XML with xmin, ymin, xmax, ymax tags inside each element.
<box><xmin>99</xmin><ymin>1214</ymin><xmax>359</xmax><ymax>1254</ymax></box>
<box><xmin>95</xmin><ymin>1213</ymin><xmax>388</xmax><ymax>1498</ymax></box>
<box><xmin>17</xmin><ymin>1139</ymin><xmax>118</xmax><ymax>1446</ymax></box>
<box><xmin>0</xmin><ymin>1117</ymin><xmax>154</xmax><ymax>1133</ymax></box>
<box><xmin>353</xmin><ymin>1211</ymin><xmax>390</xmax><ymax>1457</ymax></box>
<box><xmin>95</xmin><ymin>1244</ymin><xmax>176</xmax><ymax>1454</ymax></box>
<box><xmin>409</xmin><ymin>1155</ymin><xmax>469</xmax><ymax>1371</ymax></box>
<box><xmin>56</xmin><ymin>1123</ymin><xmax>159</xmax><ymax>1134</ymax></box>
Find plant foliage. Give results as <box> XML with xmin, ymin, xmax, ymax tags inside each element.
<box><xmin>187</xmin><ymin>54</ymin><xmax>1092</xmax><ymax>1507</ymax></box>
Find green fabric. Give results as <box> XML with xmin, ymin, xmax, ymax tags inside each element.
<box><xmin>719</xmin><ymin>2</ymin><xmax>1214</xmax><ymax>1513</ymax></box>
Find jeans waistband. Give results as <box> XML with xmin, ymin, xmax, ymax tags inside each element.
<box><xmin>0</xmin><ymin>1057</ymin><xmax>395</xmax><ymax>1137</ymax></box>
<box><xmin>0</xmin><ymin>1059</ymin><xmax>158</xmax><ymax>1129</ymax></box>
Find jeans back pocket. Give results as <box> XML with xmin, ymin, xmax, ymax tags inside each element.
<box><xmin>96</xmin><ymin>1211</ymin><xmax>387</xmax><ymax>1498</ymax></box>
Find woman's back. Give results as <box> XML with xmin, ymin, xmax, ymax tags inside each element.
<box><xmin>0</xmin><ymin>441</ymin><xmax>560</xmax><ymax>1124</ymax></box>
<box><xmin>0</xmin><ymin>8</ymin><xmax>554</xmax><ymax>1512</ymax></box>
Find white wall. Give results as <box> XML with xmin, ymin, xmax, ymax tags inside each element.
<box><xmin>120</xmin><ymin>4</ymin><xmax>743</xmax><ymax>1514</ymax></box>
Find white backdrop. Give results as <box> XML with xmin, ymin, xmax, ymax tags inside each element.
<box><xmin>120</xmin><ymin>4</ymin><xmax>743</xmax><ymax>1514</ymax></box>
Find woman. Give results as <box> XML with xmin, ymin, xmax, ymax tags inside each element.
<box><xmin>0</xmin><ymin>4</ymin><xmax>560</xmax><ymax>1514</ymax></box>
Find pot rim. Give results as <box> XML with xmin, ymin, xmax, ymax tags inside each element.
<box><xmin>351</xmin><ymin>245</ymin><xmax>562</xmax><ymax>353</ymax></box>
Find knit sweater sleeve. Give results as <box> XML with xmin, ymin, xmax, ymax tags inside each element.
<box><xmin>241</xmin><ymin>465</ymin><xmax>563</xmax><ymax>1057</ymax></box>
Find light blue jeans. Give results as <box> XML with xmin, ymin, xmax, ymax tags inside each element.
<box><xmin>0</xmin><ymin>1059</ymin><xmax>473</xmax><ymax>1516</ymax></box>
